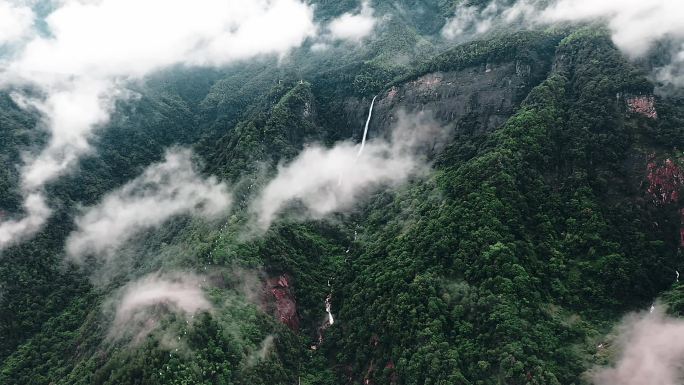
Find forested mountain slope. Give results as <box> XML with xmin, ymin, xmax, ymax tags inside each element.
<box><xmin>1</xmin><ymin>1</ymin><xmax>684</xmax><ymax>385</ymax></box>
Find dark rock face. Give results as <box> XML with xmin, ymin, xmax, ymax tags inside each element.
<box><xmin>264</xmin><ymin>274</ymin><xmax>299</xmax><ymax>331</ymax></box>
<box><xmin>340</xmin><ymin>60</ymin><xmax>541</xmax><ymax>141</ymax></box>
<box><xmin>373</xmin><ymin>62</ymin><xmax>533</xmax><ymax>135</ymax></box>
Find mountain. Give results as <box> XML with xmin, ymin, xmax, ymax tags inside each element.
<box><xmin>1</xmin><ymin>1</ymin><xmax>684</xmax><ymax>385</ymax></box>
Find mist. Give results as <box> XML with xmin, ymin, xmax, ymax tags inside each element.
<box><xmin>0</xmin><ymin>1</ymin><xmax>34</xmax><ymax>46</ymax></box>
<box><xmin>66</xmin><ymin>148</ymin><xmax>231</xmax><ymax>261</ymax></box>
<box><xmin>251</xmin><ymin>111</ymin><xmax>449</xmax><ymax>230</ymax></box>
<box><xmin>442</xmin><ymin>0</ymin><xmax>684</xmax><ymax>88</ymax></box>
<box><xmin>0</xmin><ymin>192</ymin><xmax>50</xmax><ymax>249</ymax></box>
<box><xmin>590</xmin><ymin>306</ymin><xmax>684</xmax><ymax>385</ymax></box>
<box><xmin>327</xmin><ymin>1</ymin><xmax>377</xmax><ymax>43</ymax></box>
<box><xmin>246</xmin><ymin>335</ymin><xmax>275</xmax><ymax>366</ymax></box>
<box><xmin>105</xmin><ymin>271</ymin><xmax>212</xmax><ymax>342</ymax></box>
<box><xmin>0</xmin><ymin>0</ymin><xmax>317</xmax><ymax>248</ymax></box>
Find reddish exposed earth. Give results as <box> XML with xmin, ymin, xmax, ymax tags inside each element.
<box><xmin>646</xmin><ymin>156</ymin><xmax>683</xmax><ymax>205</ymax></box>
<box><xmin>264</xmin><ymin>274</ymin><xmax>299</xmax><ymax>331</ymax></box>
<box><xmin>626</xmin><ymin>95</ymin><xmax>657</xmax><ymax>119</ymax></box>
<box><xmin>680</xmin><ymin>209</ymin><xmax>684</xmax><ymax>247</ymax></box>
<box><xmin>645</xmin><ymin>155</ymin><xmax>684</xmax><ymax>247</ymax></box>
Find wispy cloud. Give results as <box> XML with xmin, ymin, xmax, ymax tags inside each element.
<box><xmin>0</xmin><ymin>192</ymin><xmax>50</xmax><ymax>248</ymax></box>
<box><xmin>250</xmin><ymin>111</ymin><xmax>449</xmax><ymax>230</ymax></box>
<box><xmin>442</xmin><ymin>0</ymin><xmax>684</xmax><ymax>87</ymax></box>
<box><xmin>246</xmin><ymin>335</ymin><xmax>275</xmax><ymax>366</ymax></box>
<box><xmin>105</xmin><ymin>271</ymin><xmax>212</xmax><ymax>342</ymax></box>
<box><xmin>441</xmin><ymin>0</ymin><xmax>537</xmax><ymax>41</ymax></box>
<box><xmin>540</xmin><ymin>0</ymin><xmax>684</xmax><ymax>88</ymax></box>
<box><xmin>327</xmin><ymin>0</ymin><xmax>377</xmax><ymax>43</ymax></box>
<box><xmin>590</xmin><ymin>306</ymin><xmax>684</xmax><ymax>385</ymax></box>
<box><xmin>0</xmin><ymin>1</ymin><xmax>34</xmax><ymax>46</ymax></box>
<box><xmin>0</xmin><ymin>0</ymin><xmax>317</xmax><ymax>248</ymax></box>
<box><xmin>66</xmin><ymin>148</ymin><xmax>231</xmax><ymax>261</ymax></box>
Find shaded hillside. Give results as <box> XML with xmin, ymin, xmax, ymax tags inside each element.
<box><xmin>0</xmin><ymin>10</ymin><xmax>683</xmax><ymax>385</ymax></box>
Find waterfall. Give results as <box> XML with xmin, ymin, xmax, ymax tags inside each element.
<box><xmin>337</xmin><ymin>95</ymin><xmax>378</xmax><ymax>186</ymax></box>
<box><xmin>325</xmin><ymin>294</ymin><xmax>334</xmax><ymax>325</ymax></box>
<box><xmin>357</xmin><ymin>95</ymin><xmax>378</xmax><ymax>158</ymax></box>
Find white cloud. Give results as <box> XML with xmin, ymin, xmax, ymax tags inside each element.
<box><xmin>0</xmin><ymin>1</ymin><xmax>34</xmax><ymax>46</ymax></box>
<box><xmin>655</xmin><ymin>47</ymin><xmax>684</xmax><ymax>88</ymax></box>
<box><xmin>310</xmin><ymin>42</ymin><xmax>330</xmax><ymax>52</ymax></box>
<box><xmin>246</xmin><ymin>335</ymin><xmax>275</xmax><ymax>366</ymax></box>
<box><xmin>251</xmin><ymin>111</ymin><xmax>449</xmax><ymax>230</ymax></box>
<box><xmin>327</xmin><ymin>0</ymin><xmax>377</xmax><ymax>42</ymax></box>
<box><xmin>15</xmin><ymin>79</ymin><xmax>118</xmax><ymax>191</ymax></box>
<box><xmin>0</xmin><ymin>0</ymin><xmax>317</xmax><ymax>249</ymax></box>
<box><xmin>66</xmin><ymin>148</ymin><xmax>231</xmax><ymax>260</ymax></box>
<box><xmin>442</xmin><ymin>1</ymin><xmax>502</xmax><ymax>40</ymax></box>
<box><xmin>107</xmin><ymin>271</ymin><xmax>212</xmax><ymax>342</ymax></box>
<box><xmin>6</xmin><ymin>0</ymin><xmax>316</xmax><ymax>80</ymax></box>
<box><xmin>590</xmin><ymin>306</ymin><xmax>684</xmax><ymax>385</ymax></box>
<box><xmin>442</xmin><ymin>0</ymin><xmax>684</xmax><ymax>87</ymax></box>
<box><xmin>540</xmin><ymin>0</ymin><xmax>684</xmax><ymax>58</ymax></box>
<box><xmin>541</xmin><ymin>0</ymin><xmax>684</xmax><ymax>89</ymax></box>
<box><xmin>0</xmin><ymin>192</ymin><xmax>50</xmax><ymax>249</ymax></box>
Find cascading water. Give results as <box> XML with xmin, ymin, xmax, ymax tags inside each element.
<box><xmin>357</xmin><ymin>95</ymin><xmax>378</xmax><ymax>158</ymax></box>
<box><xmin>336</xmin><ymin>94</ymin><xmax>377</xmax><ymax>186</ymax></box>
<box><xmin>322</xmin><ymin>96</ymin><xmax>377</xmax><ymax>344</ymax></box>
<box><xmin>325</xmin><ymin>294</ymin><xmax>334</xmax><ymax>326</ymax></box>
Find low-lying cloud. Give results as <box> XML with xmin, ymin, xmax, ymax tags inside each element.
<box><xmin>251</xmin><ymin>111</ymin><xmax>449</xmax><ymax>230</ymax></box>
<box><xmin>246</xmin><ymin>335</ymin><xmax>275</xmax><ymax>366</ymax></box>
<box><xmin>106</xmin><ymin>271</ymin><xmax>212</xmax><ymax>342</ymax></box>
<box><xmin>0</xmin><ymin>0</ymin><xmax>317</xmax><ymax>249</ymax></box>
<box><xmin>0</xmin><ymin>192</ymin><xmax>50</xmax><ymax>249</ymax></box>
<box><xmin>66</xmin><ymin>148</ymin><xmax>231</xmax><ymax>261</ymax></box>
<box><xmin>442</xmin><ymin>0</ymin><xmax>684</xmax><ymax>87</ymax></box>
<box><xmin>540</xmin><ymin>0</ymin><xmax>684</xmax><ymax>58</ymax></box>
<box><xmin>441</xmin><ymin>0</ymin><xmax>535</xmax><ymax>41</ymax></box>
<box><xmin>0</xmin><ymin>1</ymin><xmax>34</xmax><ymax>46</ymax></box>
<box><xmin>327</xmin><ymin>1</ymin><xmax>377</xmax><ymax>43</ymax></box>
<box><xmin>442</xmin><ymin>1</ymin><xmax>501</xmax><ymax>40</ymax></box>
<box><xmin>590</xmin><ymin>306</ymin><xmax>684</xmax><ymax>385</ymax></box>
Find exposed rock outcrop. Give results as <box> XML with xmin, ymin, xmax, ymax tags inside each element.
<box><xmin>264</xmin><ymin>274</ymin><xmax>299</xmax><ymax>331</ymax></box>
<box><xmin>646</xmin><ymin>156</ymin><xmax>683</xmax><ymax>205</ymax></box>
<box><xmin>337</xmin><ymin>59</ymin><xmax>543</xmax><ymax>143</ymax></box>
<box><xmin>626</xmin><ymin>95</ymin><xmax>657</xmax><ymax>119</ymax></box>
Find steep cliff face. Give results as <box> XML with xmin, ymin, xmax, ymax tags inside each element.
<box><xmin>370</xmin><ymin>60</ymin><xmax>537</xmax><ymax>136</ymax></box>
<box><xmin>334</xmin><ymin>33</ymin><xmax>560</xmax><ymax>143</ymax></box>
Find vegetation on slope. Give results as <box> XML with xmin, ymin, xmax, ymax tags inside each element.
<box><xmin>0</xmin><ymin>9</ymin><xmax>683</xmax><ymax>385</ymax></box>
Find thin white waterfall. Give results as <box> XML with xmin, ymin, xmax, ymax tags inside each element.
<box><xmin>357</xmin><ymin>95</ymin><xmax>378</xmax><ymax>158</ymax></box>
